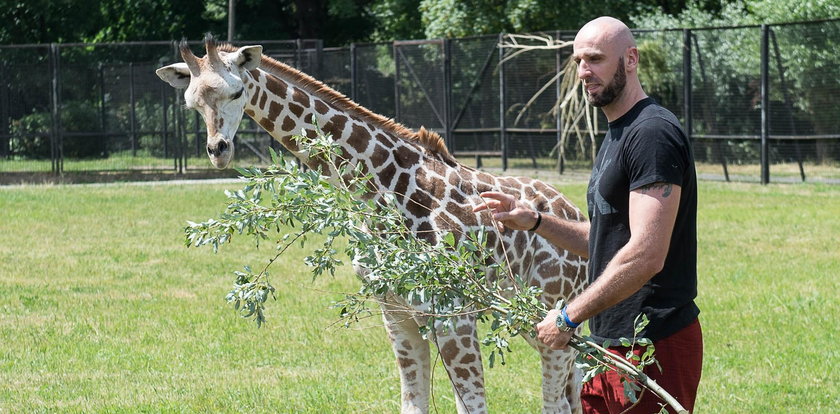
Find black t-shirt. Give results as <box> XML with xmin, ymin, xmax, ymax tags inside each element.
<box><xmin>585</xmin><ymin>97</ymin><xmax>699</xmax><ymax>343</ymax></box>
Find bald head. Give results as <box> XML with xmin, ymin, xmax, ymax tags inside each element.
<box><xmin>576</xmin><ymin>16</ymin><xmax>636</xmax><ymax>55</ymax></box>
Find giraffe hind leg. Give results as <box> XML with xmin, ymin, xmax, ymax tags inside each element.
<box><xmin>380</xmin><ymin>298</ymin><xmax>432</xmax><ymax>414</ymax></box>
<box><xmin>430</xmin><ymin>315</ymin><xmax>488</xmax><ymax>414</ymax></box>
<box><xmin>522</xmin><ymin>334</ymin><xmax>581</xmax><ymax>414</ymax></box>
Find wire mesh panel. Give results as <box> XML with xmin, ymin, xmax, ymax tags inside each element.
<box><xmin>0</xmin><ymin>45</ymin><xmax>54</xmax><ymax>173</ymax></box>
<box><xmin>319</xmin><ymin>47</ymin><xmax>352</xmax><ymax>97</ymax></box>
<box><xmin>57</xmin><ymin>43</ymin><xmax>179</xmax><ymax>173</ymax></box>
<box><xmin>354</xmin><ymin>43</ymin><xmax>396</xmax><ymax>119</ymax></box>
<box><xmin>449</xmin><ymin>35</ymin><xmax>500</xmax><ymax>156</ymax></box>
<box><xmin>766</xmin><ymin>21</ymin><xmax>840</xmax><ymax>182</ymax></box>
<box><xmin>500</xmin><ymin>33</ymin><xmax>565</xmax><ymax>167</ymax></box>
<box><xmin>689</xmin><ymin>26</ymin><xmax>763</xmax><ymax>181</ymax></box>
<box><xmin>635</xmin><ymin>30</ymin><xmax>686</xmax><ymax>122</ymax></box>
<box><xmin>394</xmin><ymin>40</ymin><xmax>446</xmax><ymax>133</ymax></box>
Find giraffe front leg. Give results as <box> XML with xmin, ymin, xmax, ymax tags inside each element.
<box><xmin>431</xmin><ymin>315</ymin><xmax>488</xmax><ymax>414</ymax></box>
<box><xmin>523</xmin><ymin>335</ymin><xmax>582</xmax><ymax>414</ymax></box>
<box><xmin>380</xmin><ymin>298</ymin><xmax>432</xmax><ymax>414</ymax></box>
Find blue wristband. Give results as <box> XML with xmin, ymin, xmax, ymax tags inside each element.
<box><xmin>561</xmin><ymin>306</ymin><xmax>580</xmax><ymax>329</ymax></box>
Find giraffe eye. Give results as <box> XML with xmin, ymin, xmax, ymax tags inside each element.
<box><xmin>231</xmin><ymin>88</ymin><xmax>244</xmax><ymax>100</ymax></box>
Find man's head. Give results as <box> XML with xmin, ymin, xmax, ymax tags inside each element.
<box><xmin>573</xmin><ymin>17</ymin><xmax>644</xmax><ymax>118</ymax></box>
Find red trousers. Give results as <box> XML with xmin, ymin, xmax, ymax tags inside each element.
<box><xmin>582</xmin><ymin>318</ymin><xmax>703</xmax><ymax>414</ymax></box>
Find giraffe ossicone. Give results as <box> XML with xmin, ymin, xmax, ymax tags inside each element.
<box><xmin>157</xmin><ymin>36</ymin><xmax>588</xmax><ymax>414</ymax></box>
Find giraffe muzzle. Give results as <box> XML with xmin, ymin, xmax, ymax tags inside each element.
<box><xmin>206</xmin><ymin>137</ymin><xmax>234</xmax><ymax>169</ymax></box>
<box><xmin>207</xmin><ymin>140</ymin><xmax>229</xmax><ymax>157</ymax></box>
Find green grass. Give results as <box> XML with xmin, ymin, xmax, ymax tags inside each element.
<box><xmin>0</xmin><ymin>179</ymin><xmax>838</xmax><ymax>412</ymax></box>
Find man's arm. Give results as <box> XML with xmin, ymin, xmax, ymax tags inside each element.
<box><xmin>536</xmin><ymin>182</ymin><xmax>681</xmax><ymax>349</ymax></box>
<box><xmin>473</xmin><ymin>191</ymin><xmax>590</xmax><ymax>258</ymax></box>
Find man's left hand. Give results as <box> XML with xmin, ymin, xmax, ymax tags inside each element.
<box><xmin>536</xmin><ymin>309</ymin><xmax>573</xmax><ymax>350</ymax></box>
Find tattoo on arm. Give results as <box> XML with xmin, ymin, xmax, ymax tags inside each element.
<box><xmin>638</xmin><ymin>182</ymin><xmax>673</xmax><ymax>198</ymax></box>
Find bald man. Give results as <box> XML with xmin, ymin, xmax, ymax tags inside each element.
<box><xmin>475</xmin><ymin>17</ymin><xmax>701</xmax><ymax>413</ymax></box>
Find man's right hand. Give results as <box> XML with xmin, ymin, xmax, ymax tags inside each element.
<box><xmin>473</xmin><ymin>192</ymin><xmax>539</xmax><ymax>232</ymax></box>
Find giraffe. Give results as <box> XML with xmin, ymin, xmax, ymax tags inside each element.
<box><xmin>157</xmin><ymin>36</ymin><xmax>588</xmax><ymax>414</ymax></box>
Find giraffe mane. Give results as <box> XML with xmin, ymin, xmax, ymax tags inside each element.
<box><xmin>217</xmin><ymin>43</ymin><xmax>457</xmax><ymax>165</ymax></box>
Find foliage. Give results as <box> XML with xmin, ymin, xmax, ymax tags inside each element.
<box><xmin>8</xmin><ymin>110</ymin><xmax>51</xmax><ymax>159</ymax></box>
<box><xmin>184</xmin><ymin>127</ymin><xmax>686</xmax><ymax>411</ymax></box>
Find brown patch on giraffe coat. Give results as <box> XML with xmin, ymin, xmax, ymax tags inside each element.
<box><xmin>449</xmin><ymin>188</ymin><xmax>466</xmax><ymax>204</ymax></box>
<box><xmin>249</xmin><ymin>89</ymin><xmax>260</xmax><ymax>107</ymax></box>
<box><xmin>419</xmin><ymin>171</ymin><xmax>447</xmax><ymax>201</ymax></box>
<box><xmin>439</xmin><ymin>339</ymin><xmax>459</xmax><ymax>362</ymax></box>
<box><xmin>454</xmin><ymin>367</ymin><xmax>471</xmax><ymax>380</ymax></box>
<box><xmin>244</xmin><ymin>108</ymin><xmax>255</xmax><ymax>118</ymax></box>
<box><xmin>542</xmin><ymin>280</ymin><xmax>563</xmax><ymax>296</ymax></box>
<box><xmin>324</xmin><ymin>114</ymin><xmax>348</xmax><ymax>138</ymax></box>
<box><xmin>460</xmin><ymin>353</ymin><xmax>477</xmax><ymax>364</ymax></box>
<box><xmin>370</xmin><ymin>145</ymin><xmax>390</xmax><ymax>169</ymax></box>
<box><xmin>445</xmin><ymin>203</ymin><xmax>478</xmax><ymax>227</ymax></box>
<box><xmin>347</xmin><ymin>124</ymin><xmax>371</xmax><ymax>154</ymax></box>
<box><xmin>288</xmin><ymin>102</ymin><xmax>304</xmax><ymax>118</ymax></box>
<box><xmin>303</xmin><ymin>113</ymin><xmax>313</xmax><ymax>125</ymax></box>
<box><xmin>378</xmin><ymin>164</ymin><xmax>397</xmax><ymax>188</ymax></box>
<box><xmin>407</xmin><ymin>190</ymin><xmax>437</xmax><ymax>219</ymax></box>
<box><xmin>416</xmin><ymin>221</ymin><xmax>434</xmax><ymax>243</ymax></box>
<box><xmin>393</xmin><ymin>172</ymin><xmax>410</xmax><ymax>202</ymax></box>
<box><xmin>475</xmin><ymin>172</ymin><xmax>495</xmax><ymax>185</ymax></box>
<box><xmin>398</xmin><ymin>357</ymin><xmax>416</xmax><ymax>368</ymax></box>
<box><xmin>314</xmin><ymin>99</ymin><xmax>329</xmax><ymax>114</ymax></box>
<box><xmin>258</xmin><ymin>92</ymin><xmax>268</xmax><ymax>110</ymax></box>
<box><xmin>376</xmin><ymin>133</ymin><xmax>395</xmax><ymax>148</ymax></box>
<box><xmin>265</xmin><ymin>76</ymin><xmax>287</xmax><ymax>99</ymax></box>
<box><xmin>292</xmin><ymin>87</ymin><xmax>310</xmax><ymax>108</ymax></box>
<box><xmin>267</xmin><ymin>101</ymin><xmax>284</xmax><ymax>120</ymax></box>
<box><xmin>514</xmin><ymin>231</ymin><xmax>527</xmax><ymax>250</ymax></box>
<box><xmin>538</xmin><ymin>261</ymin><xmax>562</xmax><ymax>282</ymax></box>
<box><xmin>460</xmin><ymin>337</ymin><xmax>472</xmax><ymax>348</ymax></box>
<box><xmin>259</xmin><ymin>117</ymin><xmax>274</xmax><ymax>132</ymax></box>
<box><xmin>394</xmin><ymin>146</ymin><xmax>420</xmax><ymax>169</ymax></box>
<box><xmin>281</xmin><ymin>116</ymin><xmax>295</xmax><ymax>132</ymax></box>
<box><xmin>279</xmin><ymin>135</ymin><xmax>300</xmax><ymax>152</ymax></box>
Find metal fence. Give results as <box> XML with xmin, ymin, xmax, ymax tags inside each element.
<box><xmin>1</xmin><ymin>19</ymin><xmax>838</xmax><ymax>184</ymax></box>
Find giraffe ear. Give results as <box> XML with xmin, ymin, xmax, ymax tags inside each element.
<box><xmin>230</xmin><ymin>45</ymin><xmax>262</xmax><ymax>71</ymax></box>
<box><xmin>156</xmin><ymin>63</ymin><xmax>192</xmax><ymax>89</ymax></box>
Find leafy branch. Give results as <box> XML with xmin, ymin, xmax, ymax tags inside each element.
<box><xmin>184</xmin><ymin>127</ymin><xmax>686</xmax><ymax>413</ymax></box>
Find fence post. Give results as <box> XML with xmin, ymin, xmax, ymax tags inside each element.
<box><xmin>443</xmin><ymin>38</ymin><xmax>452</xmax><ymax>150</ymax></box>
<box><xmin>498</xmin><ymin>33</ymin><xmax>507</xmax><ymax>171</ymax></box>
<box><xmin>393</xmin><ymin>42</ymin><xmax>401</xmax><ymax>123</ymax></box>
<box><xmin>760</xmin><ymin>24</ymin><xmax>770</xmax><ymax>184</ymax></box>
<box><xmin>555</xmin><ymin>30</ymin><xmax>564</xmax><ymax>175</ymax></box>
<box><xmin>50</xmin><ymin>43</ymin><xmax>63</xmax><ymax>175</ymax></box>
<box><xmin>0</xmin><ymin>62</ymin><xmax>8</xmax><ymax>158</ymax></box>
<box><xmin>683</xmin><ymin>29</ymin><xmax>693</xmax><ymax>142</ymax></box>
<box><xmin>129</xmin><ymin>62</ymin><xmax>137</xmax><ymax>157</ymax></box>
<box><xmin>350</xmin><ymin>43</ymin><xmax>357</xmax><ymax>102</ymax></box>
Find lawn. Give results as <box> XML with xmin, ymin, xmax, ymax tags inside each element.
<box><xmin>0</xmin><ymin>178</ymin><xmax>837</xmax><ymax>413</ymax></box>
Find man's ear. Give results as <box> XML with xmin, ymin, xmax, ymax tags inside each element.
<box><xmin>229</xmin><ymin>45</ymin><xmax>262</xmax><ymax>71</ymax></box>
<box><xmin>155</xmin><ymin>63</ymin><xmax>192</xmax><ymax>88</ymax></box>
<box><xmin>626</xmin><ymin>47</ymin><xmax>639</xmax><ymax>71</ymax></box>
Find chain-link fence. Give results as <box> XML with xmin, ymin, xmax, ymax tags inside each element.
<box><xmin>2</xmin><ymin>19</ymin><xmax>838</xmax><ymax>184</ymax></box>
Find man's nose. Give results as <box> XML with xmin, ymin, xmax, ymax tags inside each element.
<box><xmin>577</xmin><ymin>61</ymin><xmax>591</xmax><ymax>80</ymax></box>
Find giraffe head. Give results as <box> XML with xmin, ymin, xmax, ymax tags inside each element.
<box><xmin>156</xmin><ymin>36</ymin><xmax>262</xmax><ymax>169</ymax></box>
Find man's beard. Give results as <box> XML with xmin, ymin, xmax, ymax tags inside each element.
<box><xmin>586</xmin><ymin>57</ymin><xmax>626</xmax><ymax>107</ymax></box>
